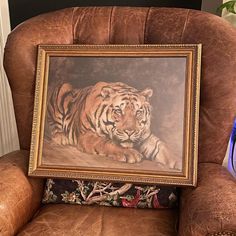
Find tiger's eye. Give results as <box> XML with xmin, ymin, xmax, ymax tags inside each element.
<box><xmin>114</xmin><ymin>109</ymin><xmax>122</xmax><ymax>116</ymax></box>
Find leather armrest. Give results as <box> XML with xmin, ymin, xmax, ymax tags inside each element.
<box><xmin>178</xmin><ymin>163</ymin><xmax>236</xmax><ymax>236</ymax></box>
<box><xmin>0</xmin><ymin>150</ymin><xmax>44</xmax><ymax>236</ymax></box>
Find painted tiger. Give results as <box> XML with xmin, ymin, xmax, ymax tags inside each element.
<box><xmin>47</xmin><ymin>81</ymin><xmax>180</xmax><ymax>170</ymax></box>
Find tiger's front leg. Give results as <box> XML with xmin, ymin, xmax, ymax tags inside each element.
<box><xmin>77</xmin><ymin>131</ymin><xmax>143</xmax><ymax>164</ymax></box>
<box><xmin>139</xmin><ymin>134</ymin><xmax>181</xmax><ymax>170</ymax></box>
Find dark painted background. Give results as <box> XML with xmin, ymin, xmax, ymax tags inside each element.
<box><xmin>8</xmin><ymin>0</ymin><xmax>202</xmax><ymax>29</ymax></box>
<box><xmin>46</xmin><ymin>56</ymin><xmax>186</xmax><ymax>157</ymax></box>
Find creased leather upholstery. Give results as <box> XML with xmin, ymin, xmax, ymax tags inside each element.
<box><xmin>2</xmin><ymin>7</ymin><xmax>236</xmax><ymax>236</ymax></box>
<box><xmin>0</xmin><ymin>151</ymin><xmax>44</xmax><ymax>236</ymax></box>
<box><xmin>179</xmin><ymin>163</ymin><xmax>236</xmax><ymax>236</ymax></box>
<box><xmin>18</xmin><ymin>205</ymin><xmax>178</xmax><ymax>236</ymax></box>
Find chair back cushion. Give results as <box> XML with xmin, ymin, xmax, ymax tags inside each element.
<box><xmin>4</xmin><ymin>7</ymin><xmax>236</xmax><ymax>164</ymax></box>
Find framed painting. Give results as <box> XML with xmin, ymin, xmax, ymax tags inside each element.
<box><xmin>29</xmin><ymin>44</ymin><xmax>201</xmax><ymax>186</ymax></box>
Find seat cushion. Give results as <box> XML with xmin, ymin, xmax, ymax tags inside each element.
<box><xmin>17</xmin><ymin>204</ymin><xmax>178</xmax><ymax>236</ymax></box>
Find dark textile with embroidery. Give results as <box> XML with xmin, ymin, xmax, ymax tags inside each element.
<box><xmin>43</xmin><ymin>179</ymin><xmax>178</xmax><ymax>209</ymax></box>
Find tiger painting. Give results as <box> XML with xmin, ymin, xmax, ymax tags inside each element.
<box><xmin>47</xmin><ymin>81</ymin><xmax>181</xmax><ymax>170</ymax></box>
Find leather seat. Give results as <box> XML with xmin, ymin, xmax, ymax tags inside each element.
<box><xmin>18</xmin><ymin>205</ymin><xmax>178</xmax><ymax>236</ymax></box>
<box><xmin>1</xmin><ymin>7</ymin><xmax>236</xmax><ymax>236</ymax></box>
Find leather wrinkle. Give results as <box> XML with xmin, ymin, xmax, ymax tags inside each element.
<box><xmin>180</xmin><ymin>9</ymin><xmax>190</xmax><ymax>43</ymax></box>
<box><xmin>72</xmin><ymin>8</ymin><xmax>80</xmax><ymax>44</ymax></box>
<box><xmin>1</xmin><ymin>187</ymin><xmax>32</xmax><ymax>210</ymax></box>
<box><xmin>35</xmin><ymin>216</ymin><xmax>53</xmax><ymax>233</ymax></box>
<box><xmin>72</xmin><ymin>7</ymin><xmax>114</xmax><ymax>44</ymax></box>
<box><xmin>97</xmin><ymin>207</ymin><xmax>105</xmax><ymax>236</ymax></box>
<box><xmin>1</xmin><ymin>176</ymin><xmax>33</xmax><ymax>212</ymax></box>
<box><xmin>77</xmin><ymin>208</ymin><xmax>95</xmax><ymax>228</ymax></box>
<box><xmin>71</xmin><ymin>7</ymin><xmax>78</xmax><ymax>44</ymax></box>
<box><xmin>108</xmin><ymin>6</ymin><xmax>115</xmax><ymax>44</ymax></box>
<box><xmin>0</xmin><ymin>215</ymin><xmax>13</xmax><ymax>234</ymax></box>
<box><xmin>72</xmin><ymin>7</ymin><xmax>85</xmax><ymax>44</ymax></box>
<box><xmin>143</xmin><ymin>7</ymin><xmax>151</xmax><ymax>44</ymax></box>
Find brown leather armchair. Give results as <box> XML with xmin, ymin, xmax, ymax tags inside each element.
<box><xmin>1</xmin><ymin>7</ymin><xmax>236</xmax><ymax>236</ymax></box>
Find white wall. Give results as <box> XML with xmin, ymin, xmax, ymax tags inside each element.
<box><xmin>0</xmin><ymin>0</ymin><xmax>19</xmax><ymax>156</ymax></box>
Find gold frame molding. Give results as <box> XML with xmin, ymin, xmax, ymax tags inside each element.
<box><xmin>29</xmin><ymin>44</ymin><xmax>201</xmax><ymax>186</ymax></box>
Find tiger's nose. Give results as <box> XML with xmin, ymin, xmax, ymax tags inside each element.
<box><xmin>124</xmin><ymin>129</ymin><xmax>135</xmax><ymax>136</ymax></box>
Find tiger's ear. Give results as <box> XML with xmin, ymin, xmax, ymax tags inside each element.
<box><xmin>101</xmin><ymin>86</ymin><xmax>114</xmax><ymax>98</ymax></box>
<box><xmin>141</xmin><ymin>88</ymin><xmax>153</xmax><ymax>100</ymax></box>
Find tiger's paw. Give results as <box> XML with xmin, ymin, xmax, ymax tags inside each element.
<box><xmin>109</xmin><ymin>148</ymin><xmax>143</xmax><ymax>164</ymax></box>
<box><xmin>51</xmin><ymin>132</ymin><xmax>69</xmax><ymax>146</ymax></box>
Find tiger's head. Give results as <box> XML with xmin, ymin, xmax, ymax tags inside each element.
<box><xmin>87</xmin><ymin>82</ymin><xmax>153</xmax><ymax>148</ymax></box>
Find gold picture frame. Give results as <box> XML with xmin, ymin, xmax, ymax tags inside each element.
<box><xmin>29</xmin><ymin>44</ymin><xmax>201</xmax><ymax>186</ymax></box>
